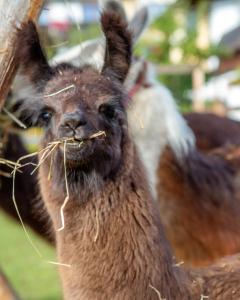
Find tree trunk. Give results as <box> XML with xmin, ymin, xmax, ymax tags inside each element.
<box><xmin>0</xmin><ymin>0</ymin><xmax>44</xmax><ymax>109</ymax></box>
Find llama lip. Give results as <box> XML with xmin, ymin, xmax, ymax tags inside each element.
<box><xmin>59</xmin><ymin>131</ymin><xmax>106</xmax><ymax>148</ymax></box>
<box><xmin>58</xmin><ymin>138</ymin><xmax>98</xmax><ymax>166</ymax></box>
<box><xmin>59</xmin><ymin>138</ymin><xmax>90</xmax><ymax>151</ymax></box>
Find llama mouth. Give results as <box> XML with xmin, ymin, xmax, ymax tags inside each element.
<box><xmin>59</xmin><ymin>138</ymin><xmax>91</xmax><ymax>152</ymax></box>
<box><xmin>59</xmin><ymin>131</ymin><xmax>106</xmax><ymax>149</ymax></box>
<box><xmin>58</xmin><ymin>131</ymin><xmax>106</xmax><ymax>162</ymax></box>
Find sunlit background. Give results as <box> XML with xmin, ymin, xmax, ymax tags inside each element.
<box><xmin>1</xmin><ymin>0</ymin><xmax>240</xmax><ymax>299</ymax></box>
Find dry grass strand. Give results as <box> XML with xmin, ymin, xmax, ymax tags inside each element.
<box><xmin>57</xmin><ymin>140</ymin><xmax>70</xmax><ymax>232</ymax></box>
<box><xmin>2</xmin><ymin>107</ymin><xmax>27</xmax><ymax>129</ymax></box>
<box><xmin>43</xmin><ymin>84</ymin><xmax>75</xmax><ymax>98</ymax></box>
<box><xmin>149</xmin><ymin>284</ymin><xmax>165</xmax><ymax>300</ymax></box>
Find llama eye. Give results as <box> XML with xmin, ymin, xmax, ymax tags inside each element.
<box><xmin>39</xmin><ymin>111</ymin><xmax>52</xmax><ymax>124</ymax></box>
<box><xmin>99</xmin><ymin>104</ymin><xmax>116</xmax><ymax>120</ymax></box>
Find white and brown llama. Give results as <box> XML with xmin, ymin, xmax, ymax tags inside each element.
<box><xmin>15</xmin><ymin>9</ymin><xmax>240</xmax><ymax>300</ymax></box>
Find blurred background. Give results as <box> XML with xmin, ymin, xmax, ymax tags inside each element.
<box><xmin>39</xmin><ymin>0</ymin><xmax>240</xmax><ymax>118</ymax></box>
<box><xmin>2</xmin><ymin>0</ymin><xmax>240</xmax><ymax>299</ymax></box>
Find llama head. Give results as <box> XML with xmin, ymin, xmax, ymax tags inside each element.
<box><xmin>15</xmin><ymin>11</ymin><xmax>132</xmax><ymax>178</ymax></box>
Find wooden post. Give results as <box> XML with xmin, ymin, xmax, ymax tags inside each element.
<box><xmin>0</xmin><ymin>0</ymin><xmax>44</xmax><ymax>109</ymax></box>
<box><xmin>192</xmin><ymin>65</ymin><xmax>205</xmax><ymax>112</ymax></box>
<box><xmin>192</xmin><ymin>1</ymin><xmax>210</xmax><ymax>112</ymax></box>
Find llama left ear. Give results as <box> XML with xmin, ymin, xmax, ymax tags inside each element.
<box><xmin>15</xmin><ymin>21</ymin><xmax>53</xmax><ymax>86</ymax></box>
<box><xmin>101</xmin><ymin>11</ymin><xmax>132</xmax><ymax>83</ymax></box>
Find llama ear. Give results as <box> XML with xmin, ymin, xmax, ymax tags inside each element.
<box><xmin>100</xmin><ymin>0</ymin><xmax>127</xmax><ymax>21</ymax></box>
<box><xmin>12</xmin><ymin>22</ymin><xmax>52</xmax><ymax>128</ymax></box>
<box><xmin>101</xmin><ymin>11</ymin><xmax>132</xmax><ymax>83</ymax></box>
<box><xmin>15</xmin><ymin>21</ymin><xmax>53</xmax><ymax>85</ymax></box>
<box><xmin>129</xmin><ymin>7</ymin><xmax>149</xmax><ymax>44</ymax></box>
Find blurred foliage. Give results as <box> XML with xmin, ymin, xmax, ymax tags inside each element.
<box><xmin>140</xmin><ymin>0</ymin><xmax>225</xmax><ymax>65</ymax></box>
<box><xmin>136</xmin><ymin>0</ymin><xmax>229</xmax><ymax>105</ymax></box>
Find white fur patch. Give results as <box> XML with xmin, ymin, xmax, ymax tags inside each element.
<box><xmin>127</xmin><ymin>63</ymin><xmax>195</xmax><ymax>199</ymax></box>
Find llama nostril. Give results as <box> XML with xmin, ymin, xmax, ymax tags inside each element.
<box><xmin>62</xmin><ymin>112</ymin><xmax>87</xmax><ymax>130</ymax></box>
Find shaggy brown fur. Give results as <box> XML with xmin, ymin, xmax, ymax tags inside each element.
<box><xmin>158</xmin><ymin>146</ymin><xmax>240</xmax><ymax>266</ymax></box>
<box><xmin>15</xmin><ymin>10</ymin><xmax>240</xmax><ymax>300</ymax></box>
<box><xmin>185</xmin><ymin>113</ymin><xmax>240</xmax><ymax>152</ymax></box>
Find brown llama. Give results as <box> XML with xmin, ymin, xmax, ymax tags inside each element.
<box><xmin>158</xmin><ymin>145</ymin><xmax>240</xmax><ymax>266</ymax></box>
<box><xmin>15</xmin><ymin>10</ymin><xmax>240</xmax><ymax>299</ymax></box>
<box><xmin>184</xmin><ymin>112</ymin><xmax>240</xmax><ymax>152</ymax></box>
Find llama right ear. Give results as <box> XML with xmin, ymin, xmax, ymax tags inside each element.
<box><xmin>15</xmin><ymin>21</ymin><xmax>53</xmax><ymax>85</ymax></box>
<box><xmin>101</xmin><ymin>11</ymin><xmax>132</xmax><ymax>83</ymax></box>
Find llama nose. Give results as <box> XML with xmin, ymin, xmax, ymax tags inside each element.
<box><xmin>62</xmin><ymin>112</ymin><xmax>87</xmax><ymax>130</ymax></box>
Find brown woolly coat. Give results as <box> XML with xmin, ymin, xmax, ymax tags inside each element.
<box><xmin>39</xmin><ymin>132</ymin><xmax>240</xmax><ymax>300</ymax></box>
<box><xmin>185</xmin><ymin>113</ymin><xmax>240</xmax><ymax>152</ymax></box>
<box><xmin>158</xmin><ymin>146</ymin><xmax>240</xmax><ymax>266</ymax></box>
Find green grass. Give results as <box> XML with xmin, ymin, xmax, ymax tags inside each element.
<box><xmin>0</xmin><ymin>212</ymin><xmax>62</xmax><ymax>300</ymax></box>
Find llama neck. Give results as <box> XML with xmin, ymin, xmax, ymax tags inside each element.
<box><xmin>39</xmin><ymin>144</ymin><xmax>197</xmax><ymax>299</ymax></box>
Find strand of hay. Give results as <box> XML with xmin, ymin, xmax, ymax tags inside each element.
<box><xmin>0</xmin><ymin>158</ymin><xmax>21</xmax><ymax>169</ymax></box>
<box><xmin>57</xmin><ymin>140</ymin><xmax>70</xmax><ymax>232</ymax></box>
<box><xmin>0</xmin><ymin>158</ymin><xmax>21</xmax><ymax>178</ymax></box>
<box><xmin>45</xmin><ymin>260</ymin><xmax>71</xmax><ymax>268</ymax></box>
<box><xmin>149</xmin><ymin>284</ymin><xmax>165</xmax><ymax>300</ymax></box>
<box><xmin>31</xmin><ymin>143</ymin><xmax>59</xmax><ymax>175</ymax></box>
<box><xmin>12</xmin><ymin>152</ymin><xmax>42</xmax><ymax>258</ymax></box>
<box><xmin>173</xmin><ymin>261</ymin><xmax>184</xmax><ymax>267</ymax></box>
<box><xmin>94</xmin><ymin>207</ymin><xmax>100</xmax><ymax>242</ymax></box>
<box><xmin>43</xmin><ymin>84</ymin><xmax>75</xmax><ymax>98</ymax></box>
<box><xmin>11</xmin><ymin>150</ymin><xmax>72</xmax><ymax>268</ymax></box>
<box><xmin>2</xmin><ymin>107</ymin><xmax>27</xmax><ymax>129</ymax></box>
<box><xmin>0</xmin><ymin>170</ymin><xmax>11</xmax><ymax>177</ymax></box>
